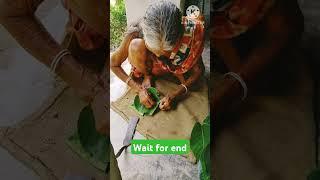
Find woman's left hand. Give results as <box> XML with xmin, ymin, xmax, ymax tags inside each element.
<box><xmin>159</xmin><ymin>95</ymin><xmax>173</xmax><ymax>111</ymax></box>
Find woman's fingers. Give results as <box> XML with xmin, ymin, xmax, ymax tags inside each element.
<box><xmin>146</xmin><ymin>90</ymin><xmax>156</xmax><ymax>106</ymax></box>
<box><xmin>142</xmin><ymin>94</ymin><xmax>155</xmax><ymax>108</ymax></box>
<box><xmin>143</xmin><ymin>99</ymin><xmax>152</xmax><ymax>108</ymax></box>
<box><xmin>163</xmin><ymin>101</ymin><xmax>171</xmax><ymax>110</ymax></box>
<box><xmin>147</xmin><ymin>97</ymin><xmax>155</xmax><ymax>106</ymax></box>
<box><xmin>159</xmin><ymin>97</ymin><xmax>171</xmax><ymax>111</ymax></box>
<box><xmin>139</xmin><ymin>89</ymin><xmax>154</xmax><ymax>108</ymax></box>
<box><xmin>159</xmin><ymin>101</ymin><xmax>165</xmax><ymax>109</ymax></box>
<box><xmin>159</xmin><ymin>100</ymin><xmax>164</xmax><ymax>109</ymax></box>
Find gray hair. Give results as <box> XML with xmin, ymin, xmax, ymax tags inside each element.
<box><xmin>141</xmin><ymin>1</ymin><xmax>183</xmax><ymax>51</ymax></box>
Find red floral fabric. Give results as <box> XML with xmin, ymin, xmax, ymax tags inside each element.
<box><xmin>63</xmin><ymin>0</ymin><xmax>105</xmax><ymax>50</ymax></box>
<box><xmin>132</xmin><ymin>16</ymin><xmax>205</xmax><ymax>77</ymax></box>
<box><xmin>212</xmin><ymin>0</ymin><xmax>275</xmax><ymax>39</ymax></box>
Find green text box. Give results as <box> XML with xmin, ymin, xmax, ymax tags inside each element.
<box><xmin>131</xmin><ymin>139</ymin><xmax>190</xmax><ymax>155</ymax></box>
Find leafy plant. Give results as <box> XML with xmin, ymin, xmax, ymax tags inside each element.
<box><xmin>78</xmin><ymin>105</ymin><xmax>109</xmax><ymax>164</ymax></box>
<box><xmin>110</xmin><ymin>0</ymin><xmax>127</xmax><ymax>50</ymax></box>
<box><xmin>131</xmin><ymin>87</ymin><xmax>161</xmax><ymax>116</ymax></box>
<box><xmin>200</xmin><ymin>146</ymin><xmax>210</xmax><ymax>180</ymax></box>
<box><xmin>190</xmin><ymin>115</ymin><xmax>210</xmax><ymax>180</ymax></box>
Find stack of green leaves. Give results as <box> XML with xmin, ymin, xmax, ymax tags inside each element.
<box><xmin>190</xmin><ymin>115</ymin><xmax>210</xmax><ymax>180</ymax></box>
<box><xmin>131</xmin><ymin>87</ymin><xmax>161</xmax><ymax>116</ymax></box>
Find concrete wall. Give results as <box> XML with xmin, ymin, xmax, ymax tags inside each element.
<box><xmin>300</xmin><ymin>0</ymin><xmax>320</xmax><ymax>26</ymax></box>
<box><xmin>299</xmin><ymin>0</ymin><xmax>320</xmax><ymax>33</ymax></box>
<box><xmin>124</xmin><ymin>0</ymin><xmax>182</xmax><ymax>25</ymax></box>
<box><xmin>298</xmin><ymin>0</ymin><xmax>320</xmax><ymax>64</ymax></box>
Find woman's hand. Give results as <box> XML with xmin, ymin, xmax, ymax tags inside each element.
<box><xmin>159</xmin><ymin>95</ymin><xmax>173</xmax><ymax>111</ymax></box>
<box><xmin>212</xmin><ymin>76</ymin><xmax>244</xmax><ymax>115</ymax></box>
<box><xmin>139</xmin><ymin>88</ymin><xmax>155</xmax><ymax>108</ymax></box>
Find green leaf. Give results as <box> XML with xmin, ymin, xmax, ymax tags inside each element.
<box><xmin>131</xmin><ymin>87</ymin><xmax>161</xmax><ymax>116</ymax></box>
<box><xmin>78</xmin><ymin>105</ymin><xmax>109</xmax><ymax>164</ymax></box>
<box><xmin>190</xmin><ymin>115</ymin><xmax>210</xmax><ymax>160</ymax></box>
<box><xmin>190</xmin><ymin>115</ymin><xmax>211</xmax><ymax>180</ymax></box>
<box><xmin>200</xmin><ymin>146</ymin><xmax>211</xmax><ymax>180</ymax></box>
<box><xmin>66</xmin><ymin>133</ymin><xmax>107</xmax><ymax>172</ymax></box>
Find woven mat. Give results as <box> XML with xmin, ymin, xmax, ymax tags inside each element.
<box><xmin>111</xmin><ymin>78</ymin><xmax>209</xmax><ymax>161</ymax></box>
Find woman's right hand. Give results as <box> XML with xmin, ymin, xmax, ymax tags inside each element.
<box><xmin>139</xmin><ymin>88</ymin><xmax>155</xmax><ymax>108</ymax></box>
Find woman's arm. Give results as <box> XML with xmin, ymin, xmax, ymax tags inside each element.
<box><xmin>0</xmin><ymin>0</ymin><xmax>104</xmax><ymax>99</ymax></box>
<box><xmin>159</xmin><ymin>60</ymin><xmax>204</xmax><ymax>110</ymax></box>
<box><xmin>110</xmin><ymin>32</ymin><xmax>143</xmax><ymax>92</ymax></box>
<box><xmin>0</xmin><ymin>0</ymin><xmax>108</xmax><ymax>134</ymax></box>
<box><xmin>213</xmin><ymin>38</ymin><xmax>242</xmax><ymax>72</ymax></box>
<box><xmin>172</xmin><ymin>60</ymin><xmax>204</xmax><ymax>99</ymax></box>
<box><xmin>0</xmin><ymin>0</ymin><xmax>61</xmax><ymax>65</ymax></box>
<box><xmin>111</xmin><ymin>33</ymin><xmax>156</xmax><ymax>108</ymax></box>
<box><xmin>213</xmin><ymin>1</ymin><xmax>304</xmax><ymax>114</ymax></box>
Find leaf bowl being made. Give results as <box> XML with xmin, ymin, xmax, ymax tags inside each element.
<box><xmin>131</xmin><ymin>87</ymin><xmax>161</xmax><ymax>116</ymax></box>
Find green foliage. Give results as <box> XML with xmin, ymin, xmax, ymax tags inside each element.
<box><xmin>67</xmin><ymin>133</ymin><xmax>107</xmax><ymax>171</ymax></box>
<box><xmin>200</xmin><ymin>146</ymin><xmax>210</xmax><ymax>180</ymax></box>
<box><xmin>78</xmin><ymin>105</ymin><xmax>109</xmax><ymax>164</ymax></box>
<box><xmin>131</xmin><ymin>87</ymin><xmax>161</xmax><ymax>116</ymax></box>
<box><xmin>110</xmin><ymin>0</ymin><xmax>127</xmax><ymax>49</ymax></box>
<box><xmin>190</xmin><ymin>115</ymin><xmax>210</xmax><ymax>160</ymax></box>
<box><xmin>190</xmin><ymin>115</ymin><xmax>211</xmax><ymax>180</ymax></box>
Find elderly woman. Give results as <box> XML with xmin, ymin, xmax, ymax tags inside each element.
<box><xmin>211</xmin><ymin>1</ymin><xmax>315</xmax><ymax>179</ymax></box>
<box><xmin>111</xmin><ymin>1</ymin><xmax>205</xmax><ymax>111</ymax></box>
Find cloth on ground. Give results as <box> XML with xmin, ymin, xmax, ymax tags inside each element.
<box><xmin>0</xmin><ymin>89</ymin><xmax>106</xmax><ymax>180</ymax></box>
<box><xmin>213</xmin><ymin>60</ymin><xmax>315</xmax><ymax>180</ymax></box>
<box><xmin>66</xmin><ymin>133</ymin><xmax>106</xmax><ymax>172</ymax></box>
<box><xmin>111</xmin><ymin>78</ymin><xmax>209</xmax><ymax>161</ymax></box>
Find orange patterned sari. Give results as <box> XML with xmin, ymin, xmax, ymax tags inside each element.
<box><xmin>132</xmin><ymin>16</ymin><xmax>205</xmax><ymax>77</ymax></box>
<box><xmin>63</xmin><ymin>0</ymin><xmax>106</xmax><ymax>50</ymax></box>
<box><xmin>212</xmin><ymin>0</ymin><xmax>275</xmax><ymax>39</ymax></box>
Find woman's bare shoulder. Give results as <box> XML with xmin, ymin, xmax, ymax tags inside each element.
<box><xmin>117</xmin><ymin>20</ymin><xmax>144</xmax><ymax>51</ymax></box>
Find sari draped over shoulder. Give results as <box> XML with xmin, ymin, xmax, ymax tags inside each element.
<box><xmin>63</xmin><ymin>0</ymin><xmax>107</xmax><ymax>50</ymax></box>
<box><xmin>161</xmin><ymin>16</ymin><xmax>205</xmax><ymax>75</ymax></box>
<box><xmin>212</xmin><ymin>0</ymin><xmax>275</xmax><ymax>39</ymax></box>
<box><xmin>132</xmin><ymin>16</ymin><xmax>205</xmax><ymax>77</ymax></box>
